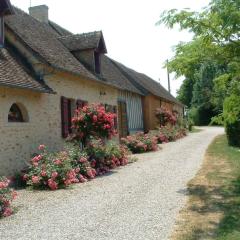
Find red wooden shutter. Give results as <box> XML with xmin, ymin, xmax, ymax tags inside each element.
<box><xmin>61</xmin><ymin>96</ymin><xmax>70</xmax><ymax>138</ymax></box>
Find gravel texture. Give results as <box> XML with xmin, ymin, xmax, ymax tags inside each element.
<box><xmin>0</xmin><ymin>127</ymin><xmax>224</xmax><ymax>240</ymax></box>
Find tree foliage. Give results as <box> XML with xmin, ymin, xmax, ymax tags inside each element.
<box><xmin>157</xmin><ymin>0</ymin><xmax>240</xmax><ymax>144</ymax></box>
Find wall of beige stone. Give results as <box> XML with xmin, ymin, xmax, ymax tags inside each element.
<box><xmin>0</xmin><ymin>73</ymin><xmax>118</xmax><ymax>176</ymax></box>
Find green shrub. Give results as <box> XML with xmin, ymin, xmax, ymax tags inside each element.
<box><xmin>188</xmin><ymin>119</ymin><xmax>194</xmax><ymax>131</ymax></box>
<box><xmin>65</xmin><ymin>143</ymin><xmax>96</xmax><ymax>182</ymax></box>
<box><xmin>23</xmin><ymin>145</ymin><xmax>79</xmax><ymax>190</ymax></box>
<box><xmin>0</xmin><ymin>177</ymin><xmax>17</xmax><ymax>218</ymax></box>
<box><xmin>86</xmin><ymin>139</ymin><xmax>129</xmax><ymax>174</ymax></box>
<box><xmin>121</xmin><ymin>133</ymin><xmax>158</xmax><ymax>154</ymax></box>
<box><xmin>189</xmin><ymin>107</ymin><xmax>200</xmax><ymax>125</ymax></box>
<box><xmin>189</xmin><ymin>106</ymin><xmax>216</xmax><ymax>126</ymax></box>
<box><xmin>223</xmin><ymin>94</ymin><xmax>240</xmax><ymax>147</ymax></box>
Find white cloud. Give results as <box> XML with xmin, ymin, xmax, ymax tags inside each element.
<box><xmin>11</xmin><ymin>0</ymin><xmax>210</xmax><ymax>96</ymax></box>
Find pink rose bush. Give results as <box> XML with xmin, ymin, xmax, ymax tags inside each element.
<box><xmin>22</xmin><ymin>141</ymin><xmax>130</xmax><ymax>190</ymax></box>
<box><xmin>71</xmin><ymin>104</ymin><xmax>117</xmax><ymax>144</ymax></box>
<box><xmin>85</xmin><ymin>139</ymin><xmax>129</xmax><ymax>175</ymax></box>
<box><xmin>150</xmin><ymin>125</ymin><xmax>187</xmax><ymax>144</ymax></box>
<box><xmin>121</xmin><ymin>132</ymin><xmax>158</xmax><ymax>154</ymax></box>
<box><xmin>66</xmin><ymin>144</ymin><xmax>97</xmax><ymax>182</ymax></box>
<box><xmin>0</xmin><ymin>177</ymin><xmax>17</xmax><ymax>218</ymax></box>
<box><xmin>152</xmin><ymin>107</ymin><xmax>187</xmax><ymax>143</ymax></box>
<box><xmin>23</xmin><ymin>145</ymin><xmax>79</xmax><ymax>190</ymax></box>
<box><xmin>155</xmin><ymin>107</ymin><xmax>177</xmax><ymax>127</ymax></box>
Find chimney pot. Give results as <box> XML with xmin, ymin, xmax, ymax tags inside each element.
<box><xmin>29</xmin><ymin>5</ymin><xmax>48</xmax><ymax>23</ymax></box>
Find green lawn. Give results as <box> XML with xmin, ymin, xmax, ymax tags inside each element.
<box><xmin>171</xmin><ymin>135</ymin><xmax>240</xmax><ymax>240</ymax></box>
<box><xmin>190</xmin><ymin>127</ymin><xmax>203</xmax><ymax>133</ymax></box>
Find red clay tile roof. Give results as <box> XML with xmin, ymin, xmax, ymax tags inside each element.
<box><xmin>0</xmin><ymin>48</ymin><xmax>53</xmax><ymax>93</ymax></box>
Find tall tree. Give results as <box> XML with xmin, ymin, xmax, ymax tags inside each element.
<box><xmin>157</xmin><ymin>0</ymin><xmax>240</xmax><ymax>144</ymax></box>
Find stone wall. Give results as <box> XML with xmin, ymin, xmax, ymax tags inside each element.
<box><xmin>0</xmin><ymin>73</ymin><xmax>118</xmax><ymax>175</ymax></box>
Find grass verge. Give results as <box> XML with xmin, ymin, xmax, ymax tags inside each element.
<box><xmin>171</xmin><ymin>134</ymin><xmax>240</xmax><ymax>240</ymax></box>
<box><xmin>190</xmin><ymin>127</ymin><xmax>203</xmax><ymax>133</ymax></box>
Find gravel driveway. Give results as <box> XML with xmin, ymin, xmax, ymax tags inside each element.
<box><xmin>0</xmin><ymin>127</ymin><xmax>224</xmax><ymax>240</ymax></box>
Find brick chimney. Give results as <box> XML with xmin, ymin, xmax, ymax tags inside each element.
<box><xmin>29</xmin><ymin>5</ymin><xmax>49</xmax><ymax>23</ymax></box>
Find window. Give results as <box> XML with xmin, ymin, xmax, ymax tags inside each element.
<box><xmin>8</xmin><ymin>103</ymin><xmax>24</xmax><ymax>122</ymax></box>
<box><xmin>0</xmin><ymin>17</ymin><xmax>4</xmax><ymax>47</ymax></box>
<box><xmin>94</xmin><ymin>51</ymin><xmax>101</xmax><ymax>74</ymax></box>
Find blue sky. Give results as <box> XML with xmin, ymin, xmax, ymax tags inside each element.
<box><xmin>11</xmin><ymin>0</ymin><xmax>210</xmax><ymax>96</ymax></box>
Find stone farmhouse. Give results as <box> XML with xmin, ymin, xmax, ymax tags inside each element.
<box><xmin>0</xmin><ymin>2</ymin><xmax>184</xmax><ymax>175</ymax></box>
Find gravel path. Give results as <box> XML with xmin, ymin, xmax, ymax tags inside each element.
<box><xmin>0</xmin><ymin>127</ymin><xmax>224</xmax><ymax>240</ymax></box>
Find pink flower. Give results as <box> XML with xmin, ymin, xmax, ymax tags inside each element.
<box><xmin>0</xmin><ymin>181</ymin><xmax>8</xmax><ymax>189</ymax></box>
<box><xmin>3</xmin><ymin>207</ymin><xmax>13</xmax><ymax>217</ymax></box>
<box><xmin>51</xmin><ymin>172</ymin><xmax>58</xmax><ymax>179</ymax></box>
<box><xmin>47</xmin><ymin>179</ymin><xmax>58</xmax><ymax>190</ymax></box>
<box><xmin>75</xmin><ymin>168</ymin><xmax>80</xmax><ymax>173</ymax></box>
<box><xmin>92</xmin><ymin>115</ymin><xmax>98</xmax><ymax>122</ymax></box>
<box><xmin>67</xmin><ymin>170</ymin><xmax>77</xmax><ymax>180</ymax></box>
<box><xmin>38</xmin><ymin>145</ymin><xmax>46</xmax><ymax>151</ymax></box>
<box><xmin>64</xmin><ymin>179</ymin><xmax>72</xmax><ymax>186</ymax></box>
<box><xmin>32</xmin><ymin>176</ymin><xmax>40</xmax><ymax>184</ymax></box>
<box><xmin>79</xmin><ymin>157</ymin><xmax>87</xmax><ymax>163</ymax></box>
<box><xmin>32</xmin><ymin>161</ymin><xmax>39</xmax><ymax>167</ymax></box>
<box><xmin>32</xmin><ymin>155</ymin><xmax>42</xmax><ymax>163</ymax></box>
<box><xmin>87</xmin><ymin>169</ymin><xmax>96</xmax><ymax>179</ymax></box>
<box><xmin>41</xmin><ymin>171</ymin><xmax>47</xmax><ymax>177</ymax></box>
<box><xmin>79</xmin><ymin>175</ymin><xmax>87</xmax><ymax>183</ymax></box>
<box><xmin>12</xmin><ymin>191</ymin><xmax>18</xmax><ymax>200</ymax></box>
<box><xmin>54</xmin><ymin>159</ymin><xmax>62</xmax><ymax>165</ymax></box>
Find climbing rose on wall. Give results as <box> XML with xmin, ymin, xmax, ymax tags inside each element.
<box><xmin>155</xmin><ymin>107</ymin><xmax>177</xmax><ymax>127</ymax></box>
<box><xmin>0</xmin><ymin>177</ymin><xmax>17</xmax><ymax>218</ymax></box>
<box><xmin>71</xmin><ymin>104</ymin><xmax>117</xmax><ymax>144</ymax></box>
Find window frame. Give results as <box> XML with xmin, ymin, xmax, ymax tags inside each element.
<box><xmin>8</xmin><ymin>103</ymin><xmax>24</xmax><ymax>123</ymax></box>
<box><xmin>94</xmin><ymin>51</ymin><xmax>101</xmax><ymax>74</ymax></box>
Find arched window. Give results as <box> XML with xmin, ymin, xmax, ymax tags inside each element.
<box><xmin>8</xmin><ymin>103</ymin><xmax>25</xmax><ymax>122</ymax></box>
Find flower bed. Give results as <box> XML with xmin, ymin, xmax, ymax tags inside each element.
<box><xmin>21</xmin><ymin>141</ymin><xmax>130</xmax><ymax>190</ymax></box>
<box><xmin>86</xmin><ymin>139</ymin><xmax>129</xmax><ymax>174</ymax></box>
<box><xmin>121</xmin><ymin>132</ymin><xmax>158</xmax><ymax>154</ymax></box>
<box><xmin>150</xmin><ymin>125</ymin><xmax>187</xmax><ymax>144</ymax></box>
<box><xmin>23</xmin><ymin>145</ymin><xmax>79</xmax><ymax>190</ymax></box>
<box><xmin>0</xmin><ymin>177</ymin><xmax>17</xmax><ymax>218</ymax></box>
